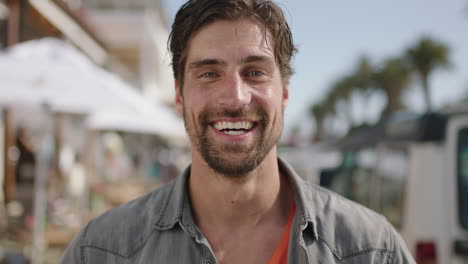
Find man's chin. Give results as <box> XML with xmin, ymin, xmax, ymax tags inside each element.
<box><xmin>207</xmin><ymin>160</ymin><xmax>258</xmax><ymax>178</ymax></box>
<box><xmin>202</xmin><ymin>151</ymin><xmax>262</xmax><ymax>177</ymax></box>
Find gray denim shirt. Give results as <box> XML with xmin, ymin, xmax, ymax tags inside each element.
<box><xmin>61</xmin><ymin>158</ymin><xmax>415</xmax><ymax>263</ymax></box>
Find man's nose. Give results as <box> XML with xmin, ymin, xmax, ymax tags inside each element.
<box><xmin>218</xmin><ymin>73</ymin><xmax>251</xmax><ymax>108</ymax></box>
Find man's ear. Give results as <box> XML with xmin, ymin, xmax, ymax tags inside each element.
<box><xmin>175</xmin><ymin>80</ymin><xmax>183</xmax><ymax>116</ymax></box>
<box><xmin>282</xmin><ymin>82</ymin><xmax>289</xmax><ymax>109</ymax></box>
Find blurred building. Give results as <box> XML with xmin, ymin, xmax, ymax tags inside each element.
<box><xmin>0</xmin><ymin>0</ymin><xmax>175</xmax><ymax>216</ymax></box>
<box><xmin>81</xmin><ymin>0</ymin><xmax>175</xmax><ymax>105</ymax></box>
<box><xmin>1</xmin><ymin>0</ymin><xmax>174</xmax><ymax>104</ymax></box>
<box><xmin>0</xmin><ymin>0</ymin><xmax>107</xmax><ymax>64</ymax></box>
<box><xmin>1</xmin><ymin>0</ymin><xmax>109</xmax><ymax>207</ymax></box>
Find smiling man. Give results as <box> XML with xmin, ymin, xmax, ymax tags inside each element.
<box><xmin>61</xmin><ymin>0</ymin><xmax>415</xmax><ymax>263</ymax></box>
<box><xmin>179</xmin><ymin>19</ymin><xmax>286</xmax><ymax>179</ymax></box>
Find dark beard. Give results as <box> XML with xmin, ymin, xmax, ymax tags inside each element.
<box><xmin>184</xmin><ymin>108</ymin><xmax>282</xmax><ymax>178</ymax></box>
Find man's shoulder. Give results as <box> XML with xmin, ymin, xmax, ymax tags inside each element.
<box><xmin>303</xmin><ymin>181</ymin><xmax>387</xmax><ymax>226</ymax></box>
<box><xmin>300</xmin><ymin>181</ymin><xmax>400</xmax><ymax>259</ymax></box>
<box><xmin>79</xmin><ymin>180</ymin><xmax>177</xmax><ymax>257</ymax></box>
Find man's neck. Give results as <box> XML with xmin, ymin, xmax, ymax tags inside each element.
<box><xmin>189</xmin><ymin>149</ymin><xmax>294</xmax><ymax>263</ymax></box>
<box><xmin>189</xmin><ymin>148</ymin><xmax>293</xmax><ymax>231</ymax></box>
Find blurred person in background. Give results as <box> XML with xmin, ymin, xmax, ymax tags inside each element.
<box><xmin>12</xmin><ymin>126</ymin><xmax>36</xmax><ymax>231</ymax></box>
<box><xmin>61</xmin><ymin>0</ymin><xmax>415</xmax><ymax>263</ymax></box>
<box><xmin>67</xmin><ymin>154</ymin><xmax>86</xmax><ymax>213</ymax></box>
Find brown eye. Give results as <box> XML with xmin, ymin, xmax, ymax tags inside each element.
<box><xmin>246</xmin><ymin>71</ymin><xmax>264</xmax><ymax>77</ymax></box>
<box><xmin>200</xmin><ymin>72</ymin><xmax>218</xmax><ymax>78</ymax></box>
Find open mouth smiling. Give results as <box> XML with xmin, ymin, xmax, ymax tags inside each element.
<box><xmin>211</xmin><ymin>120</ymin><xmax>257</xmax><ymax>135</ymax></box>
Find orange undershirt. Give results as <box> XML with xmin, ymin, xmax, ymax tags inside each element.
<box><xmin>267</xmin><ymin>203</ymin><xmax>296</xmax><ymax>264</ymax></box>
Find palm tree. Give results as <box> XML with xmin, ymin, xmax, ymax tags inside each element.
<box><xmin>331</xmin><ymin>76</ymin><xmax>356</xmax><ymax>126</ymax></box>
<box><xmin>373</xmin><ymin>57</ymin><xmax>412</xmax><ymax>119</ymax></box>
<box><xmin>310</xmin><ymin>79</ymin><xmax>347</xmax><ymax>140</ymax></box>
<box><xmin>349</xmin><ymin>55</ymin><xmax>375</xmax><ymax>124</ymax></box>
<box><xmin>352</xmin><ymin>55</ymin><xmax>374</xmax><ymax>97</ymax></box>
<box><xmin>310</xmin><ymin>103</ymin><xmax>327</xmax><ymax>141</ymax></box>
<box><xmin>310</xmin><ymin>61</ymin><xmax>373</xmax><ymax>140</ymax></box>
<box><xmin>405</xmin><ymin>36</ymin><xmax>451</xmax><ymax>112</ymax></box>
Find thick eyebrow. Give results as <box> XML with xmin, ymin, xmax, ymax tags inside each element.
<box><xmin>187</xmin><ymin>59</ymin><xmax>225</xmax><ymax>70</ymax></box>
<box><xmin>241</xmin><ymin>55</ymin><xmax>274</xmax><ymax>65</ymax></box>
<box><xmin>187</xmin><ymin>55</ymin><xmax>274</xmax><ymax>72</ymax></box>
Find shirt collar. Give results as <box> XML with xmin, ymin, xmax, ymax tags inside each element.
<box><xmin>153</xmin><ymin>158</ymin><xmax>317</xmax><ymax>240</ymax></box>
<box><xmin>153</xmin><ymin>165</ymin><xmax>198</xmax><ymax>236</ymax></box>
<box><xmin>277</xmin><ymin>158</ymin><xmax>318</xmax><ymax>240</ymax></box>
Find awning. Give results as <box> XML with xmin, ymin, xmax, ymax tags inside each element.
<box><xmin>0</xmin><ymin>38</ymin><xmax>185</xmax><ymax>140</ymax></box>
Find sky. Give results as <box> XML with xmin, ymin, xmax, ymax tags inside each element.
<box><xmin>161</xmin><ymin>0</ymin><xmax>468</xmax><ymax>136</ymax></box>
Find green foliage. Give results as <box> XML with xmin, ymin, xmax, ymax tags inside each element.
<box><xmin>374</xmin><ymin>57</ymin><xmax>412</xmax><ymax>117</ymax></box>
<box><xmin>405</xmin><ymin>36</ymin><xmax>451</xmax><ymax>112</ymax></box>
<box><xmin>406</xmin><ymin>36</ymin><xmax>451</xmax><ymax>77</ymax></box>
<box><xmin>308</xmin><ymin>36</ymin><xmax>452</xmax><ymax>141</ymax></box>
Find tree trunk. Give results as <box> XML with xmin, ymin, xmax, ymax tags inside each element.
<box><xmin>383</xmin><ymin>88</ymin><xmax>404</xmax><ymax>118</ymax></box>
<box><xmin>313</xmin><ymin>120</ymin><xmax>324</xmax><ymax>142</ymax></box>
<box><xmin>422</xmin><ymin>73</ymin><xmax>432</xmax><ymax>113</ymax></box>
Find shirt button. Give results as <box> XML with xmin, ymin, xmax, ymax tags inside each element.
<box><xmin>204</xmin><ymin>261</ymin><xmax>212</xmax><ymax>264</ymax></box>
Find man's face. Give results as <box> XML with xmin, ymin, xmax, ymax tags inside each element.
<box><xmin>175</xmin><ymin>19</ymin><xmax>289</xmax><ymax>177</ymax></box>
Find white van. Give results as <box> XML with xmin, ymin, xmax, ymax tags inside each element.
<box><xmin>320</xmin><ymin>110</ymin><xmax>468</xmax><ymax>264</ymax></box>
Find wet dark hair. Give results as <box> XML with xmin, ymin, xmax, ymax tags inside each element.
<box><xmin>168</xmin><ymin>0</ymin><xmax>297</xmax><ymax>88</ymax></box>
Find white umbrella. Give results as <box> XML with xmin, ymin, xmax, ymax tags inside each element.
<box><xmin>0</xmin><ymin>54</ymin><xmax>122</xmax><ymax>113</ymax></box>
<box><xmin>87</xmin><ymin>108</ymin><xmax>186</xmax><ymax>138</ymax></box>
<box><xmin>0</xmin><ymin>38</ymin><xmax>185</xmax><ymax>138</ymax></box>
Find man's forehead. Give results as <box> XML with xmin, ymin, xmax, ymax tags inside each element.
<box><xmin>185</xmin><ymin>19</ymin><xmax>275</xmax><ymax>63</ymax></box>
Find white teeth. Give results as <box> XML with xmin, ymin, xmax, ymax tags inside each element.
<box><xmin>213</xmin><ymin>121</ymin><xmax>254</xmax><ymax>131</ymax></box>
<box><xmin>223</xmin><ymin>130</ymin><xmax>245</xmax><ymax>135</ymax></box>
<box><xmin>213</xmin><ymin>122</ymin><xmax>224</xmax><ymax>130</ymax></box>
